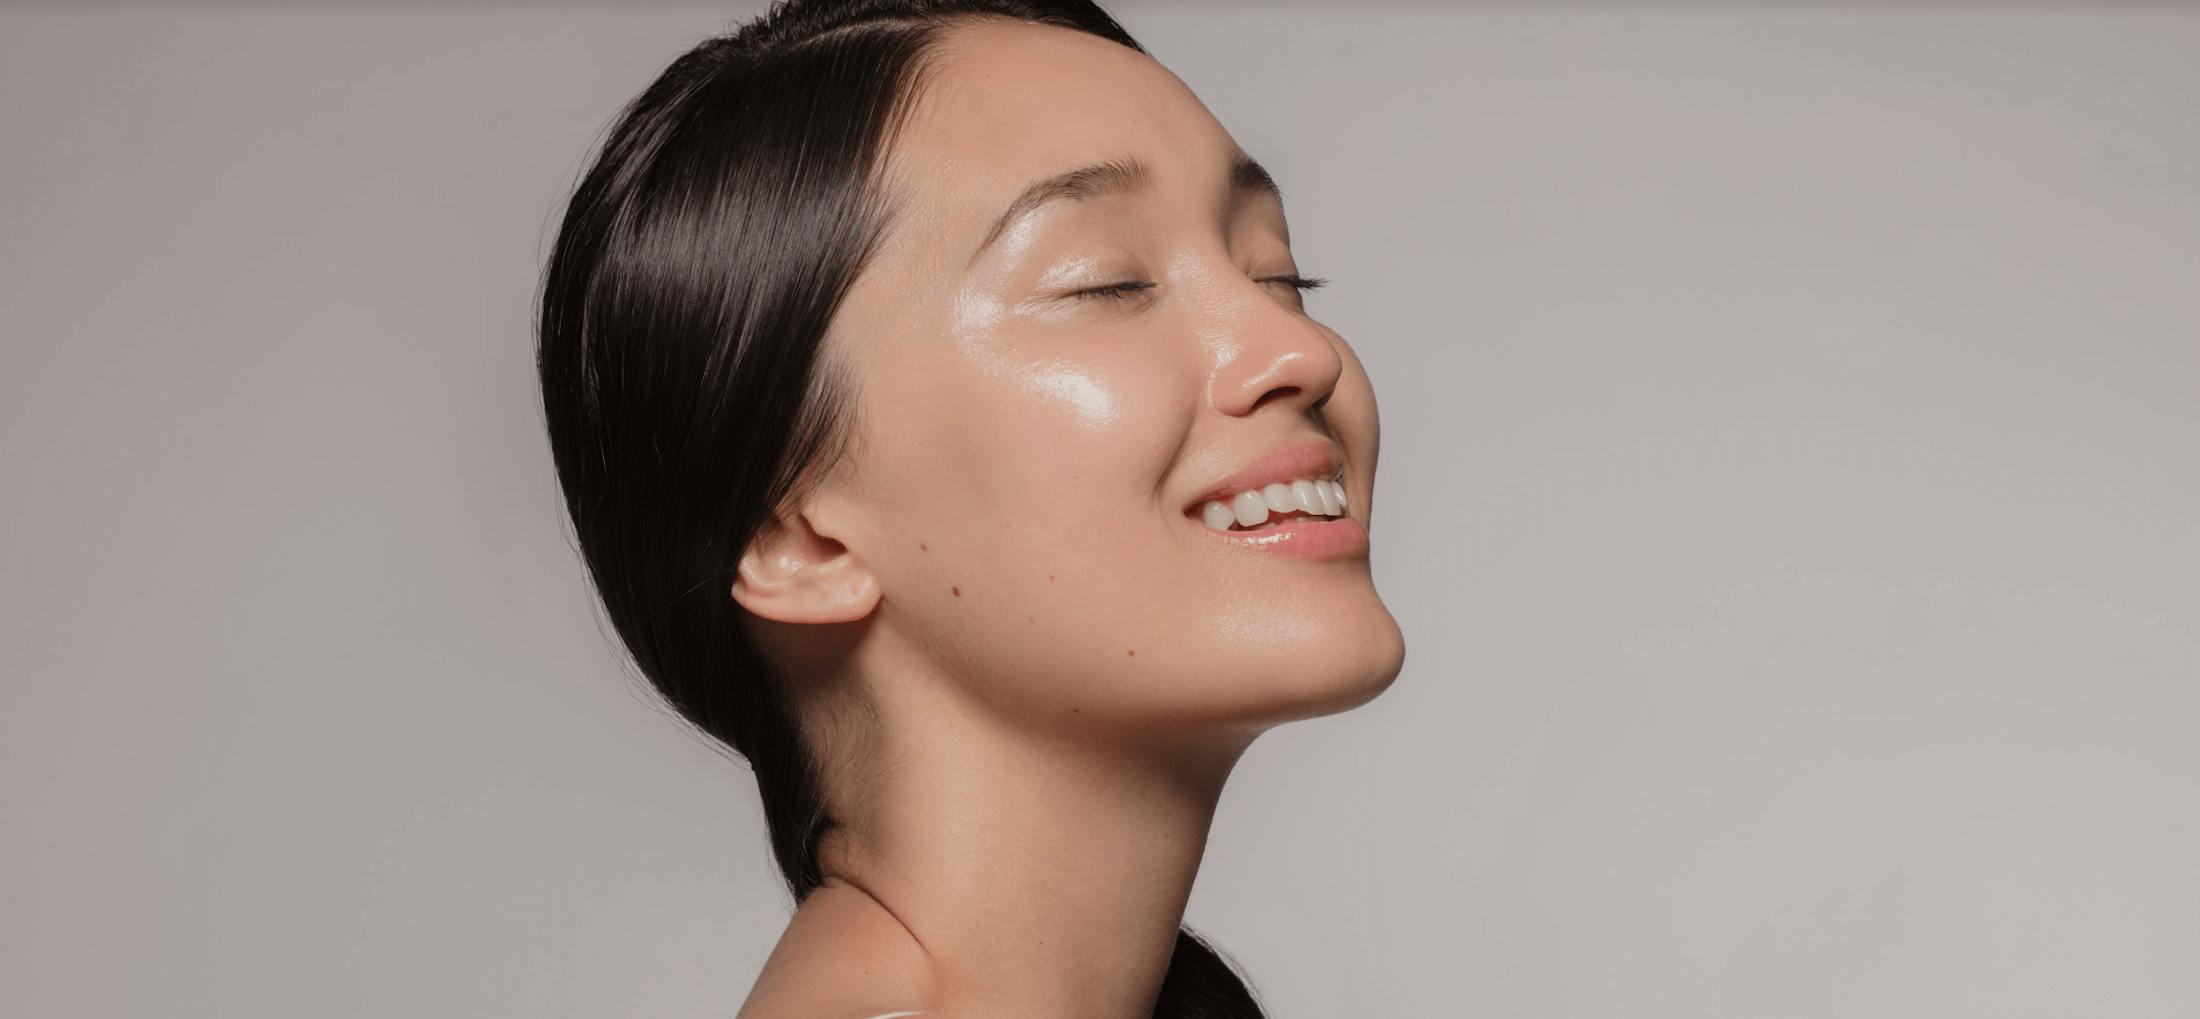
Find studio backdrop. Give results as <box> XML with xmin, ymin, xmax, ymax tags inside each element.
<box><xmin>3</xmin><ymin>4</ymin><xmax>2196</xmax><ymax>1016</ymax></box>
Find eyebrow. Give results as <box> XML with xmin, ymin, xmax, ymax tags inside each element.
<box><xmin>967</xmin><ymin>152</ymin><xmax>1285</xmax><ymax>264</ymax></box>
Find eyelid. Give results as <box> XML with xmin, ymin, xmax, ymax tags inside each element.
<box><xmin>1065</xmin><ymin>279</ymin><xmax>1158</xmax><ymax>302</ymax></box>
<box><xmin>1062</xmin><ymin>272</ymin><xmax>1327</xmax><ymax>304</ymax></box>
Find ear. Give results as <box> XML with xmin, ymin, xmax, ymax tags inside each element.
<box><xmin>731</xmin><ymin>508</ymin><xmax>881</xmax><ymax>625</ymax></box>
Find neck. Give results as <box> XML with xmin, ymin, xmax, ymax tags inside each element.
<box><xmin>816</xmin><ymin>685</ymin><xmax>1255</xmax><ymax>1019</ymax></box>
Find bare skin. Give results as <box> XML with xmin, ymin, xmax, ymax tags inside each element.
<box><xmin>730</xmin><ymin>19</ymin><xmax>1405</xmax><ymax>1019</ymax></box>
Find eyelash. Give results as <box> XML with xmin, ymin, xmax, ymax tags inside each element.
<box><xmin>1068</xmin><ymin>274</ymin><xmax>1329</xmax><ymax>302</ymax></box>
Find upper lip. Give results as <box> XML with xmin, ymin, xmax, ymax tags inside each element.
<box><xmin>1183</xmin><ymin>439</ymin><xmax>1344</xmax><ymax>514</ymax></box>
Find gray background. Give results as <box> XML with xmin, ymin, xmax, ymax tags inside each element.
<box><xmin>4</xmin><ymin>4</ymin><xmax>2196</xmax><ymax>1016</ymax></box>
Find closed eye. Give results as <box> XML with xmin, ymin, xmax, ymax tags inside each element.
<box><xmin>1068</xmin><ymin>275</ymin><xmax>1326</xmax><ymax>303</ymax></box>
<box><xmin>1260</xmin><ymin>274</ymin><xmax>1327</xmax><ymax>293</ymax></box>
<box><xmin>1067</xmin><ymin>280</ymin><xmax>1159</xmax><ymax>302</ymax></box>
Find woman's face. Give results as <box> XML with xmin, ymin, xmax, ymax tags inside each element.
<box><xmin>797</xmin><ymin>20</ymin><xmax>1404</xmax><ymax>734</ymax></box>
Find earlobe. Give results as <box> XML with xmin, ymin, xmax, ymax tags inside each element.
<box><xmin>730</xmin><ymin>510</ymin><xmax>881</xmax><ymax>625</ymax></box>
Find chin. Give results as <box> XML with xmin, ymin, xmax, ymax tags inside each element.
<box><xmin>1184</xmin><ymin>599</ymin><xmax>1408</xmax><ymax>730</ymax></box>
<box><xmin>1274</xmin><ymin>608</ymin><xmax>1408</xmax><ymax>724</ymax></box>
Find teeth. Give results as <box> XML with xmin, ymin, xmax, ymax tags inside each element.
<box><xmin>1290</xmin><ymin>479</ymin><xmax>1322</xmax><ymax>515</ymax></box>
<box><xmin>1231</xmin><ymin>490</ymin><xmax>1268</xmax><ymax>528</ymax></box>
<box><xmin>1201</xmin><ymin>500</ymin><xmax>1237</xmax><ymax>531</ymax></box>
<box><xmin>1198</xmin><ymin>475</ymin><xmax>1350</xmax><ymax>532</ymax></box>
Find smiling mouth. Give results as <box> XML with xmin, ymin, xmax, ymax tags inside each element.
<box><xmin>1191</xmin><ymin>475</ymin><xmax>1350</xmax><ymax>532</ymax></box>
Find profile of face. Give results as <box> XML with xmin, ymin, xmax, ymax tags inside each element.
<box><xmin>736</xmin><ymin>19</ymin><xmax>1405</xmax><ymax>741</ymax></box>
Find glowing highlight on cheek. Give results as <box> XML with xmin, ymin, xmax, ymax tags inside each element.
<box><xmin>1025</xmin><ymin>362</ymin><xmax>1118</xmax><ymax>427</ymax></box>
<box><xmin>952</xmin><ymin>287</ymin><xmax>1005</xmax><ymax>335</ymax></box>
<box><xmin>949</xmin><ymin>288</ymin><xmax>1116</xmax><ymax>425</ymax></box>
<box><xmin>948</xmin><ymin>240</ymin><xmax>1120</xmax><ymax>428</ymax></box>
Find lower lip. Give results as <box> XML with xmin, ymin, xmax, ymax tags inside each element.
<box><xmin>1190</xmin><ymin>514</ymin><xmax>1369</xmax><ymax>559</ymax></box>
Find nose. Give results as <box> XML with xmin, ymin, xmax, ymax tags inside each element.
<box><xmin>1206</xmin><ymin>287</ymin><xmax>1346</xmax><ymax>420</ymax></box>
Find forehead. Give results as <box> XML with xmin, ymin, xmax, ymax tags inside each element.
<box><xmin>878</xmin><ymin>19</ymin><xmax>1234</xmax><ymax>247</ymax></box>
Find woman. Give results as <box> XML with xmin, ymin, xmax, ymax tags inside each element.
<box><xmin>536</xmin><ymin>1</ymin><xmax>1406</xmax><ymax>1015</ymax></box>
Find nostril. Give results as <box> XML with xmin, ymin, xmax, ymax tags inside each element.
<box><xmin>1247</xmin><ymin>385</ymin><xmax>1300</xmax><ymax>415</ymax></box>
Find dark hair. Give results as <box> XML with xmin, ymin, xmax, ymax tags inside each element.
<box><xmin>534</xmin><ymin>1</ymin><xmax>1265</xmax><ymax>1014</ymax></box>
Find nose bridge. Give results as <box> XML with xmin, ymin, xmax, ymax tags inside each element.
<box><xmin>1201</xmin><ymin>277</ymin><xmax>1345</xmax><ymax>418</ymax></box>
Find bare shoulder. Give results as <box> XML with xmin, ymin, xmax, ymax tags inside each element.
<box><xmin>735</xmin><ymin>879</ymin><xmax>937</xmax><ymax>1019</ymax></box>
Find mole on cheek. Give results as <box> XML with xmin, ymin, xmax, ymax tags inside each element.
<box><xmin>951</xmin><ymin>585</ymin><xmax>961</xmax><ymax>597</ymax></box>
<box><xmin>920</xmin><ymin>543</ymin><xmax>929</xmax><ymax>552</ymax></box>
<box><xmin>1125</xmin><ymin>649</ymin><xmax>1136</xmax><ymax>657</ymax></box>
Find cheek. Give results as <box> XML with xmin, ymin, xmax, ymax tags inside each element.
<box><xmin>843</xmin><ymin>323</ymin><xmax>1402</xmax><ymax>729</ymax></box>
<box><xmin>849</xmin><ymin>340</ymin><xmax>1192</xmax><ymax>646</ymax></box>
